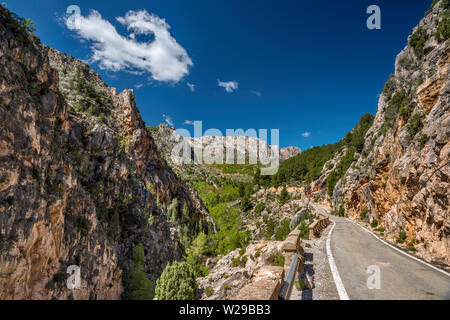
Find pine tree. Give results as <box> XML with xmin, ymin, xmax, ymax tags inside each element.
<box><xmin>240</xmin><ymin>194</ymin><xmax>252</xmax><ymax>212</ymax></box>
<box><xmin>125</xmin><ymin>243</ymin><xmax>155</xmax><ymax>300</ymax></box>
<box><xmin>155</xmin><ymin>261</ymin><xmax>197</xmax><ymax>300</ymax></box>
<box><xmin>279</xmin><ymin>187</ymin><xmax>289</xmax><ymax>206</ymax></box>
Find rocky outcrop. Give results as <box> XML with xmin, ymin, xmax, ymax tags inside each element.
<box><xmin>280</xmin><ymin>146</ymin><xmax>302</xmax><ymax>161</ymax></box>
<box><xmin>196</xmin><ymin>241</ymin><xmax>284</xmax><ymax>300</ymax></box>
<box><xmin>150</xmin><ymin>123</ymin><xmax>301</xmax><ymax>164</ymax></box>
<box><xmin>0</xmin><ymin>6</ymin><xmax>212</xmax><ymax>299</ymax></box>
<box><xmin>307</xmin><ymin>2</ymin><xmax>449</xmax><ymax>269</ymax></box>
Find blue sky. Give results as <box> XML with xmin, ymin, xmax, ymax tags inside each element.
<box><xmin>6</xmin><ymin>0</ymin><xmax>431</xmax><ymax>149</ymax></box>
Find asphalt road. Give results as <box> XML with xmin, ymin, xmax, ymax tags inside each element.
<box><xmin>329</xmin><ymin>215</ymin><xmax>450</xmax><ymax>300</ymax></box>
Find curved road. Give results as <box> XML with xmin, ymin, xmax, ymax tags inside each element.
<box><xmin>328</xmin><ymin>215</ymin><xmax>450</xmax><ymax>300</ymax></box>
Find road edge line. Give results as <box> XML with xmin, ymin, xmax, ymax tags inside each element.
<box><xmin>326</xmin><ymin>220</ymin><xmax>350</xmax><ymax>300</ymax></box>
<box><xmin>349</xmin><ymin>220</ymin><xmax>450</xmax><ymax>278</ymax></box>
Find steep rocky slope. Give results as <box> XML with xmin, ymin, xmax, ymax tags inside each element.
<box><xmin>309</xmin><ymin>2</ymin><xmax>449</xmax><ymax>268</ymax></box>
<box><xmin>0</xmin><ymin>6</ymin><xmax>212</xmax><ymax>299</ymax></box>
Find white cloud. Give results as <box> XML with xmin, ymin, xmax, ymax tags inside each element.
<box><xmin>163</xmin><ymin>114</ymin><xmax>174</xmax><ymax>126</ymax></box>
<box><xmin>184</xmin><ymin>120</ymin><xmax>194</xmax><ymax>125</ymax></box>
<box><xmin>135</xmin><ymin>83</ymin><xmax>144</xmax><ymax>89</ymax></box>
<box><xmin>65</xmin><ymin>9</ymin><xmax>193</xmax><ymax>82</ymax></box>
<box><xmin>301</xmin><ymin>132</ymin><xmax>311</xmax><ymax>138</ymax></box>
<box><xmin>187</xmin><ymin>82</ymin><xmax>195</xmax><ymax>92</ymax></box>
<box><xmin>218</xmin><ymin>80</ymin><xmax>238</xmax><ymax>93</ymax></box>
<box><xmin>250</xmin><ymin>90</ymin><xmax>261</xmax><ymax>97</ymax></box>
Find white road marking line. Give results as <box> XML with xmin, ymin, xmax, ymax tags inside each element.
<box><xmin>326</xmin><ymin>220</ymin><xmax>350</xmax><ymax>300</ymax></box>
<box><xmin>349</xmin><ymin>220</ymin><xmax>450</xmax><ymax>278</ymax></box>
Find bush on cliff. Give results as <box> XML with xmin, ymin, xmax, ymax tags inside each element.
<box><xmin>279</xmin><ymin>187</ymin><xmax>289</xmax><ymax>206</ymax></box>
<box><xmin>435</xmin><ymin>10</ymin><xmax>450</xmax><ymax>42</ymax></box>
<box><xmin>407</xmin><ymin>113</ymin><xmax>424</xmax><ymax>138</ymax></box>
<box><xmin>409</xmin><ymin>27</ymin><xmax>428</xmax><ymax>56</ymax></box>
<box><xmin>184</xmin><ymin>232</ymin><xmax>210</xmax><ymax>277</ymax></box>
<box><xmin>155</xmin><ymin>261</ymin><xmax>197</xmax><ymax>300</ymax></box>
<box><xmin>124</xmin><ymin>243</ymin><xmax>155</xmax><ymax>300</ymax></box>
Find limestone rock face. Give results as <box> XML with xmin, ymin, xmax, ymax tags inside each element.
<box><xmin>0</xmin><ymin>7</ymin><xmax>211</xmax><ymax>299</ymax></box>
<box><xmin>150</xmin><ymin>123</ymin><xmax>300</xmax><ymax>164</ymax></box>
<box><xmin>308</xmin><ymin>2</ymin><xmax>449</xmax><ymax>269</ymax></box>
<box><xmin>197</xmin><ymin>241</ymin><xmax>284</xmax><ymax>300</ymax></box>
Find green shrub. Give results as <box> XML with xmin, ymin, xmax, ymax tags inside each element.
<box><xmin>270</xmin><ymin>252</ymin><xmax>285</xmax><ymax>267</ymax></box>
<box><xmin>407</xmin><ymin>113</ymin><xmax>424</xmax><ymax>138</ymax></box>
<box><xmin>204</xmin><ymin>286</ymin><xmax>214</xmax><ymax>297</ymax></box>
<box><xmin>9</xmin><ymin>11</ymin><xmax>36</xmax><ymax>35</ymax></box>
<box><xmin>398</xmin><ymin>56</ymin><xmax>414</xmax><ymax>70</ymax></box>
<box><xmin>326</xmin><ymin>145</ymin><xmax>357</xmax><ymax>196</ymax></box>
<box><xmin>155</xmin><ymin>261</ymin><xmax>197</xmax><ymax>300</ymax></box>
<box><xmin>435</xmin><ymin>10</ymin><xmax>450</xmax><ymax>42</ymax></box>
<box><xmin>255</xmin><ymin>203</ymin><xmax>265</xmax><ymax>215</ymax></box>
<box><xmin>409</xmin><ymin>27</ymin><xmax>428</xmax><ymax>56</ymax></box>
<box><xmin>382</xmin><ymin>77</ymin><xmax>396</xmax><ymax>99</ymax></box>
<box><xmin>396</xmin><ymin>231</ymin><xmax>407</xmax><ymax>243</ymax></box>
<box><xmin>118</xmin><ymin>135</ymin><xmax>131</xmax><ymax>154</ymax></box>
<box><xmin>326</xmin><ymin>170</ymin><xmax>339</xmax><ymax>197</ymax></box>
<box><xmin>360</xmin><ymin>209</ymin><xmax>368</xmax><ymax>220</ymax></box>
<box><xmin>240</xmin><ymin>195</ymin><xmax>252</xmax><ymax>212</ymax></box>
<box><xmin>209</xmin><ymin>203</ymin><xmax>248</xmax><ymax>254</ymax></box>
<box><xmin>184</xmin><ymin>232</ymin><xmax>210</xmax><ymax>277</ymax></box>
<box><xmin>294</xmin><ymin>278</ymin><xmax>307</xmax><ymax>290</ymax></box>
<box><xmin>399</xmin><ymin>104</ymin><xmax>412</xmax><ymax>118</ymax></box>
<box><xmin>418</xmin><ymin>134</ymin><xmax>430</xmax><ymax>146</ymax></box>
<box><xmin>370</xmin><ymin>219</ymin><xmax>379</xmax><ymax>228</ymax></box>
<box><xmin>124</xmin><ymin>243</ymin><xmax>155</xmax><ymax>300</ymax></box>
<box><xmin>232</xmin><ymin>255</ymin><xmax>247</xmax><ymax>268</ymax></box>
<box><xmin>428</xmin><ymin>0</ymin><xmax>439</xmax><ymax>13</ymax></box>
<box><xmin>297</xmin><ymin>221</ymin><xmax>310</xmax><ymax>239</ymax></box>
<box><xmin>279</xmin><ymin>187</ymin><xmax>289</xmax><ymax>206</ymax></box>
<box><xmin>385</xmin><ymin>90</ymin><xmax>411</xmax><ymax>123</ymax></box>
<box><xmin>275</xmin><ymin>219</ymin><xmax>291</xmax><ymax>241</ymax></box>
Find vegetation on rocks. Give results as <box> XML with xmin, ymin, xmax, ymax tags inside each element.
<box><xmin>193</xmin><ymin>180</ymin><xmax>252</xmax><ymax>255</ymax></box>
<box><xmin>155</xmin><ymin>261</ymin><xmax>197</xmax><ymax>300</ymax></box>
<box><xmin>409</xmin><ymin>27</ymin><xmax>428</xmax><ymax>57</ymax></box>
<box><xmin>123</xmin><ymin>243</ymin><xmax>155</xmax><ymax>300</ymax></box>
<box><xmin>407</xmin><ymin>113</ymin><xmax>424</xmax><ymax>138</ymax></box>
<box><xmin>270</xmin><ymin>252</ymin><xmax>285</xmax><ymax>267</ymax></box>
<box><xmin>435</xmin><ymin>9</ymin><xmax>450</xmax><ymax>42</ymax></box>
<box><xmin>279</xmin><ymin>187</ymin><xmax>290</xmax><ymax>206</ymax></box>
<box><xmin>184</xmin><ymin>233</ymin><xmax>211</xmax><ymax>277</ymax></box>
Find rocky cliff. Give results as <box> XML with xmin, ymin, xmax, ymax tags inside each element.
<box><xmin>309</xmin><ymin>1</ymin><xmax>449</xmax><ymax>268</ymax></box>
<box><xmin>0</xmin><ymin>6</ymin><xmax>212</xmax><ymax>299</ymax></box>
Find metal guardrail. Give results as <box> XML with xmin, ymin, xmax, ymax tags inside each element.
<box><xmin>278</xmin><ymin>252</ymin><xmax>299</xmax><ymax>300</ymax></box>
